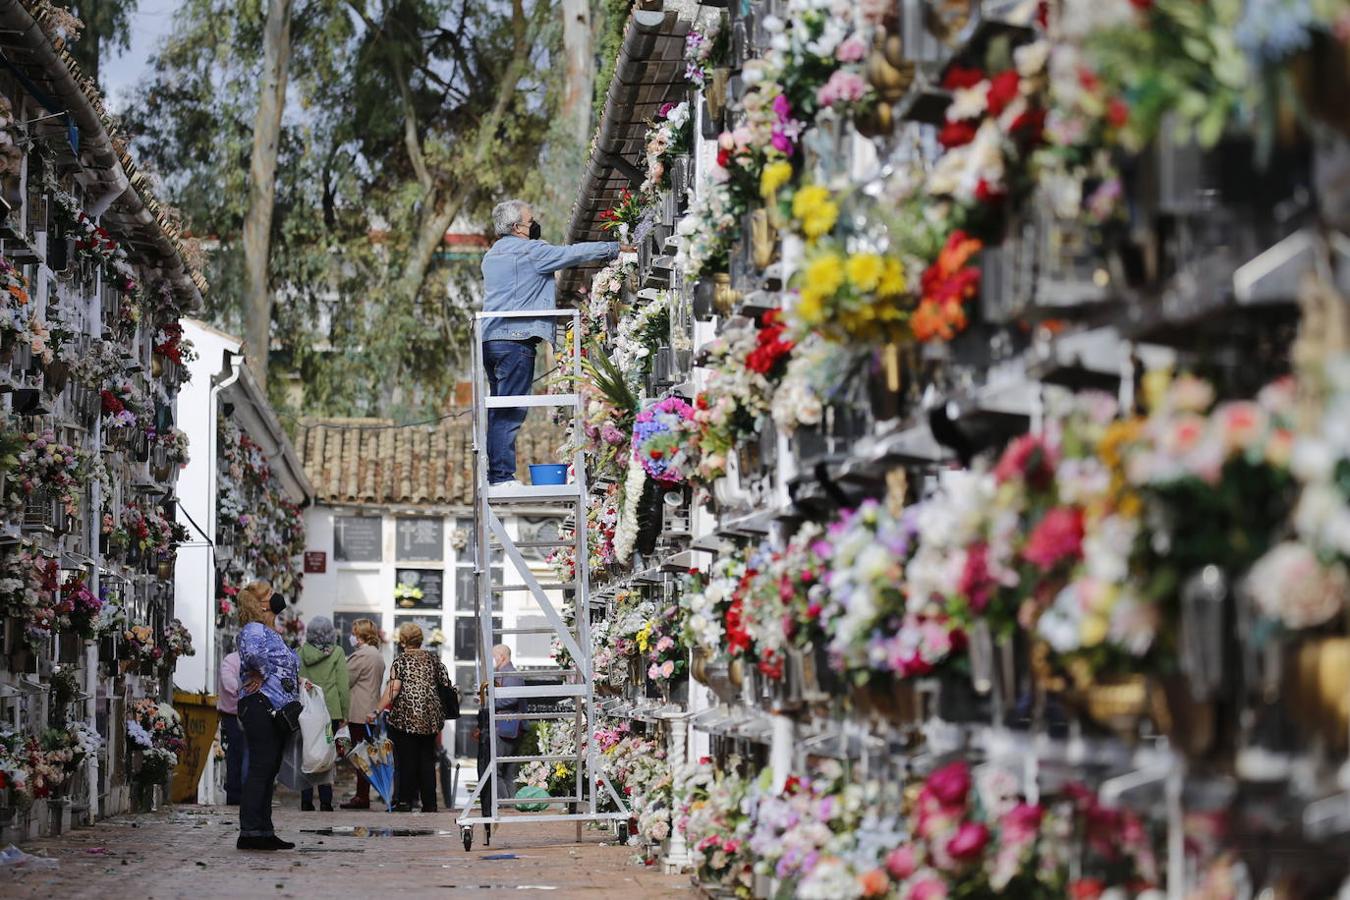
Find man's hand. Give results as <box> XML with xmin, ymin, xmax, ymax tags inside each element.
<box><xmin>243</xmin><ymin>671</ymin><xmax>263</xmax><ymax>694</ymax></box>
<box><xmin>619</xmin><ymin>244</ymin><xmax>637</xmax><ymax>254</ymax></box>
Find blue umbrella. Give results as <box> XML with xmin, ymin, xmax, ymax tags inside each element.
<box><xmin>347</xmin><ymin>719</ymin><xmax>397</xmax><ymax>811</ymax></box>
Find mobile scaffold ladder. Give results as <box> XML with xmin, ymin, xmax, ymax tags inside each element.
<box><xmin>457</xmin><ymin>308</ymin><xmax>630</xmax><ymax>851</ymax></box>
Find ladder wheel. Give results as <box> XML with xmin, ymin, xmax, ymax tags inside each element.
<box><xmin>617</xmin><ymin>822</ymin><xmax>629</xmax><ymax>844</ymax></box>
<box><xmin>462</xmin><ymin>825</ymin><xmax>473</xmax><ymax>852</ymax></box>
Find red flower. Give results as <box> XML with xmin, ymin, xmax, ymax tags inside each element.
<box><xmin>1107</xmin><ymin>98</ymin><xmax>1129</xmax><ymax>128</ymax></box>
<box><xmin>994</xmin><ymin>434</ymin><xmax>1059</xmax><ymax>490</ymax></box>
<box><xmin>1023</xmin><ymin>506</ymin><xmax>1085</xmax><ymax>571</ymax></box>
<box><xmin>985</xmin><ymin>70</ymin><xmax>1020</xmax><ymax>118</ymax></box>
<box><xmin>1070</xmin><ymin>879</ymin><xmax>1107</xmax><ymax>900</ymax></box>
<box><xmin>100</xmin><ymin>390</ymin><xmax>125</xmax><ymax>415</ymax></box>
<box><xmin>1009</xmin><ymin>107</ymin><xmax>1047</xmax><ymax>143</ymax></box>
<box><xmin>974</xmin><ymin>179</ymin><xmax>1006</xmax><ymax>205</ymax></box>
<box><xmin>716</xmin><ymin>147</ymin><xmax>731</xmax><ymax>168</ymax></box>
<box><xmin>947</xmin><ymin>821</ymin><xmax>990</xmax><ymax>861</ymax></box>
<box><xmin>942</xmin><ymin>65</ymin><xmax>986</xmax><ymax>90</ymax></box>
<box><xmin>925</xmin><ymin>760</ymin><xmax>971</xmax><ymax>807</ymax></box>
<box><xmin>957</xmin><ymin>542</ymin><xmax>995</xmax><ymax>612</ymax></box>
<box><xmin>938</xmin><ymin>120</ymin><xmax>977</xmax><ymax>149</ymax></box>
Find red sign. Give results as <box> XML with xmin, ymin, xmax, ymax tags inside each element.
<box><xmin>304</xmin><ymin>551</ymin><xmax>327</xmax><ymax>574</ymax></box>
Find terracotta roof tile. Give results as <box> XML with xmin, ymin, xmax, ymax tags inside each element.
<box><xmin>296</xmin><ymin>416</ymin><xmax>567</xmax><ymax>507</ymax></box>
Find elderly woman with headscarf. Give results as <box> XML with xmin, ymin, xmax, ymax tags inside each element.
<box><xmin>297</xmin><ymin>615</ymin><xmax>350</xmax><ymax>811</ymax></box>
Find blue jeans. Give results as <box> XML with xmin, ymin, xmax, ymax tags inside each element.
<box><xmin>483</xmin><ymin>340</ymin><xmax>537</xmax><ymax>484</ymax></box>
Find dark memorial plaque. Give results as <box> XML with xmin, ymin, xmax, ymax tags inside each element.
<box><xmin>396</xmin><ymin>517</ymin><xmax>443</xmax><ymax>562</ymax></box>
<box><xmin>395</xmin><ymin>568</ymin><xmax>444</xmax><ymax>610</ymax></box>
<box><xmin>333</xmin><ymin>516</ymin><xmax>382</xmax><ymax>562</ymax></box>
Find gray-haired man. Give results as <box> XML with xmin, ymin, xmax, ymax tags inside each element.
<box><xmin>479</xmin><ymin>199</ymin><xmax>631</xmax><ymax>488</ymax></box>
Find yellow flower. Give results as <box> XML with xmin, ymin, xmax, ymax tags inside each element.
<box><xmin>1080</xmin><ymin>614</ymin><xmax>1108</xmax><ymax>647</ymax></box>
<box><xmin>802</xmin><ymin>252</ymin><xmax>845</xmax><ymax>298</ymax></box>
<box><xmin>878</xmin><ymin>257</ymin><xmax>907</xmax><ymax>297</ymax></box>
<box><xmin>792</xmin><ymin>185</ymin><xmax>838</xmax><ymax>239</ymax></box>
<box><xmin>845</xmin><ymin>253</ymin><xmax>884</xmax><ymax>292</ymax></box>
<box><xmin>636</xmin><ymin>622</ymin><xmax>653</xmax><ymax>653</ymax></box>
<box><xmin>795</xmin><ymin>288</ymin><xmax>826</xmax><ymax>325</ymax></box>
<box><xmin>760</xmin><ymin>161</ymin><xmax>793</xmax><ymax>200</ymax></box>
<box><xmin>553</xmin><ymin>763</ymin><xmax>570</xmax><ymax>779</ymax></box>
<box><xmin>1140</xmin><ymin>369</ymin><xmax>1172</xmax><ymax>413</ymax></box>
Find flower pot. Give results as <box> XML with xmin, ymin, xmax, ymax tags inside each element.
<box><xmin>935</xmin><ymin>673</ymin><xmax>990</xmax><ymax>724</ymax></box>
<box><xmin>1075</xmin><ymin>675</ymin><xmax>1150</xmax><ymax>742</ymax></box>
<box><xmin>711</xmin><ymin>272</ymin><xmax>739</xmax><ymax>317</ymax></box>
<box><xmin>692</xmin><ymin>278</ymin><xmax>716</xmax><ymax>320</ymax></box>
<box><xmin>1288</xmin><ymin>635</ymin><xmax>1350</xmax><ymax>753</ymax></box>
<box><xmin>1148</xmin><ymin>675</ymin><xmax>1218</xmax><ymax>760</ymax></box>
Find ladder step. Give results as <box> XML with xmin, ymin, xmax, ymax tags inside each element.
<box><xmin>458</xmin><ymin>812</ymin><xmax>627</xmax><ymax>825</ymax></box>
<box><xmin>485</xmin><ymin>393</ymin><xmax>578</xmax><ymax>409</ymax></box>
<box><xmin>494</xmin><ymin>795</ymin><xmax>583</xmax><ymax>806</ymax></box>
<box><xmin>487</xmin><ymin>483</ymin><xmax>581</xmax><ymax>501</ymax></box>
<box><xmin>495</xmin><ymin>711</ymin><xmax>578</xmax><ymax>721</ymax></box>
<box><xmin>490</xmin><ymin>582</ymin><xmax>576</xmax><ymax>592</ymax></box>
<box><xmin>494</xmin><ymin>684</ymin><xmax>588</xmax><ymax>699</ymax></box>
<box><xmin>495</xmin><ymin>627</ymin><xmax>565</xmax><ymax>636</ymax></box>
<box><xmin>495</xmin><ymin>753</ymin><xmax>582</xmax><ymax>763</ymax></box>
<box><xmin>492</xmin><ymin>539</ymin><xmax>576</xmax><ymax>549</ymax></box>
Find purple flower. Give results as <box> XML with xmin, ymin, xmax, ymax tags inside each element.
<box><xmin>772</xmin><ymin>94</ymin><xmax>791</xmax><ymax>123</ymax></box>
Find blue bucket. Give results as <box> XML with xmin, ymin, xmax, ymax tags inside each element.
<box><xmin>529</xmin><ymin>464</ymin><xmax>569</xmax><ymax>485</ymax></box>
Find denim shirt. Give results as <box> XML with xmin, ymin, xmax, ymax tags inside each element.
<box><xmin>237</xmin><ymin>622</ymin><xmax>300</xmax><ymax>710</ymax></box>
<box><xmin>480</xmin><ymin>236</ymin><xmax>619</xmax><ymax>344</ymax></box>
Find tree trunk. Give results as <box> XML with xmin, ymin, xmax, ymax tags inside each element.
<box><xmin>560</xmin><ymin>0</ymin><xmax>593</xmax><ymax>147</ymax></box>
<box><xmin>240</xmin><ymin>0</ymin><xmax>295</xmax><ymax>392</ymax></box>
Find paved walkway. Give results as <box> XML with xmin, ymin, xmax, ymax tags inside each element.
<box><xmin>2</xmin><ymin>803</ymin><xmax>695</xmax><ymax>899</ymax></box>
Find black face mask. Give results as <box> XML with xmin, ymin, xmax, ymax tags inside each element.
<box><xmin>269</xmin><ymin>593</ymin><xmax>287</xmax><ymax>615</ymax></box>
<box><xmin>526</xmin><ymin>220</ymin><xmax>541</xmax><ymax>240</ymax></box>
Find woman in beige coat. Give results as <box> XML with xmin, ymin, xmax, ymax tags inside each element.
<box><xmin>340</xmin><ymin>618</ymin><xmax>386</xmax><ymax>810</ymax></box>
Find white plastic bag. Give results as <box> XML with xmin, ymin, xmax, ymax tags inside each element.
<box><xmin>299</xmin><ymin>681</ymin><xmax>336</xmax><ymax>774</ymax></box>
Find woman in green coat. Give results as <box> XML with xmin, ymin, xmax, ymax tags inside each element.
<box><xmin>297</xmin><ymin>616</ymin><xmax>350</xmax><ymax>811</ymax></box>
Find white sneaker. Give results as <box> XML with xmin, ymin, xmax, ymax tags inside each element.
<box><xmin>490</xmin><ymin>479</ymin><xmax>523</xmax><ymax>490</ymax></box>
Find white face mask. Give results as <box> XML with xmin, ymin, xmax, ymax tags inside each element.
<box><xmin>349</xmin><ymin>634</ymin><xmax>359</xmax><ymax>649</ymax></box>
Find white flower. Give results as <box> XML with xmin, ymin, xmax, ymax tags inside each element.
<box><xmin>946</xmin><ymin>82</ymin><xmax>990</xmax><ymax>122</ymax></box>
<box><xmin>1013</xmin><ymin>40</ymin><xmax>1050</xmax><ymax>77</ymax></box>
<box><xmin>1083</xmin><ymin>514</ymin><xmax>1138</xmax><ymax>583</ymax></box>
<box><xmin>1107</xmin><ymin>588</ymin><xmax>1157</xmax><ymax>656</ymax></box>
<box><xmin>1248</xmin><ymin>541</ymin><xmax>1349</xmax><ymax>629</ymax></box>
<box><xmin>1038</xmin><ymin>595</ymin><xmax>1082</xmax><ymax>653</ymax></box>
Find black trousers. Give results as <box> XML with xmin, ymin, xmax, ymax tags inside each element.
<box><xmin>389</xmin><ymin>726</ymin><xmax>438</xmax><ymax>811</ymax></box>
<box><xmin>238</xmin><ymin>694</ymin><xmax>286</xmax><ymax>837</ymax></box>
<box><xmin>220</xmin><ymin>712</ymin><xmax>248</xmax><ymax>805</ymax></box>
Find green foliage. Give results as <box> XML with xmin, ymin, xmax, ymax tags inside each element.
<box><xmin>592</xmin><ymin>0</ymin><xmax>633</xmax><ymax>123</ymax></box>
<box><xmin>69</xmin><ymin>0</ymin><xmax>140</xmax><ymax>82</ymax></box>
<box><xmin>125</xmin><ymin>0</ymin><xmax>571</xmax><ymax>425</ymax></box>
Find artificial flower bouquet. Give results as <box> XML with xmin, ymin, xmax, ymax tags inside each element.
<box><xmin>788</xmin><ymin>240</ymin><xmax>910</xmax><ymax>344</ymax></box>
<box><xmin>639</xmin><ymin>604</ymin><xmax>687</xmax><ymax>689</ymax></box>
<box><xmin>746</xmin><ymin>761</ymin><xmax>866</xmax><ymax>891</ymax></box>
<box><xmin>632</xmin><ymin>396</ymin><xmax>699</xmax><ymax>486</ymax></box>
<box><xmin>640</xmin><ymin>101</ymin><xmax>693</xmax><ymax>199</ymax></box>
<box><xmin>677</xmin><ymin>758</ymin><xmax>755</xmax><ymax>897</ymax></box>
<box><xmin>7</xmin><ymin>428</ymin><xmax>90</xmax><ymax>517</ymax></box>
<box><xmin>0</xmin><ymin>548</ymin><xmax>60</xmax><ymax>648</ymax></box>
<box><xmin>61</xmin><ymin>575</ymin><xmax>103</xmax><ymax>640</ymax></box>
<box><xmin>160</xmin><ymin>618</ymin><xmax>195</xmax><ymax>671</ymax></box>
<box><xmin>599</xmin><ymin>188</ymin><xmax>646</xmax><ymax>240</ymax></box>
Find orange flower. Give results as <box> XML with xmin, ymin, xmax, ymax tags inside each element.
<box><xmin>858</xmin><ymin>867</ymin><xmax>891</xmax><ymax>897</ymax></box>
<box><xmin>911</xmin><ymin>299</ymin><xmax>968</xmax><ymax>343</ymax></box>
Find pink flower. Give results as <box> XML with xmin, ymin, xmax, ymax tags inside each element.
<box><xmin>925</xmin><ymin>761</ymin><xmax>971</xmax><ymax>807</ymax></box>
<box><xmin>1022</xmin><ymin>507</ymin><xmax>1084</xmax><ymax>571</ymax></box>
<box><xmin>817</xmin><ymin>70</ymin><xmax>870</xmax><ymax>108</ymax></box>
<box><xmin>957</xmin><ymin>543</ymin><xmax>995</xmax><ymax>613</ymax></box>
<box><xmin>906</xmin><ymin>873</ymin><xmax>949</xmax><ymax>900</ymax></box>
<box><xmin>994</xmin><ymin>434</ymin><xmax>1058</xmax><ymax>489</ymax></box>
<box><xmin>1000</xmin><ymin>802</ymin><xmax>1043</xmax><ymax>842</ymax></box>
<box><xmin>835</xmin><ymin>36</ymin><xmax>868</xmax><ymax>62</ymax></box>
<box><xmin>772</xmin><ymin>94</ymin><xmax>792</xmax><ymax>123</ymax></box>
<box><xmin>886</xmin><ymin>845</ymin><xmax>917</xmax><ymax>879</ymax></box>
<box><xmin>771</xmin><ymin>130</ymin><xmax>793</xmax><ymax>154</ymax></box>
<box><xmin>946</xmin><ymin>821</ymin><xmax>989</xmax><ymax>861</ymax></box>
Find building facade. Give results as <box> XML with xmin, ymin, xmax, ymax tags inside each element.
<box><xmin>296</xmin><ymin>417</ymin><xmax>566</xmax><ymax>760</ymax></box>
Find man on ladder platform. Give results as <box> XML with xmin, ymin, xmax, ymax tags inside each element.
<box><xmin>457</xmin><ymin>200</ymin><xmax>634</xmax><ymax>851</ymax></box>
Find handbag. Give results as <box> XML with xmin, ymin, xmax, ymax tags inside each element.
<box><xmin>436</xmin><ymin>661</ymin><xmax>461</xmax><ymax>720</ymax></box>
<box><xmin>271</xmin><ymin>700</ymin><xmax>303</xmax><ymax>735</ymax></box>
